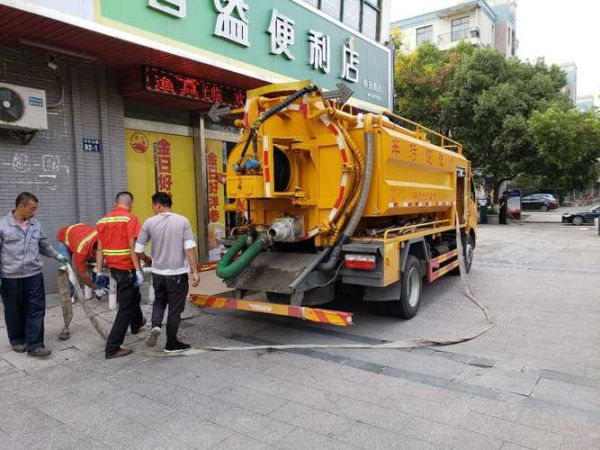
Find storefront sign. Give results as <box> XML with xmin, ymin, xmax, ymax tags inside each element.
<box><xmin>143</xmin><ymin>66</ymin><xmax>246</xmax><ymax>108</ymax></box>
<box><xmin>99</xmin><ymin>0</ymin><xmax>391</xmax><ymax>109</ymax></box>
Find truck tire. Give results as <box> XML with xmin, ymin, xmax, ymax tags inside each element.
<box><xmin>389</xmin><ymin>255</ymin><xmax>422</xmax><ymax>319</ymax></box>
<box><xmin>463</xmin><ymin>234</ymin><xmax>474</xmax><ymax>274</ymax></box>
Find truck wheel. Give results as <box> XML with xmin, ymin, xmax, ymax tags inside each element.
<box><xmin>463</xmin><ymin>234</ymin><xmax>474</xmax><ymax>274</ymax></box>
<box><xmin>390</xmin><ymin>255</ymin><xmax>422</xmax><ymax>319</ymax></box>
<box><xmin>303</xmin><ymin>284</ymin><xmax>335</xmax><ymax>306</ymax></box>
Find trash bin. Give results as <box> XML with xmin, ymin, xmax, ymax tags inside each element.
<box><xmin>479</xmin><ymin>205</ymin><xmax>488</xmax><ymax>224</ymax></box>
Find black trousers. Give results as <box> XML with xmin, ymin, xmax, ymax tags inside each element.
<box><xmin>151</xmin><ymin>273</ymin><xmax>188</xmax><ymax>346</ymax></box>
<box><xmin>0</xmin><ymin>273</ymin><xmax>46</xmax><ymax>351</ymax></box>
<box><xmin>105</xmin><ymin>268</ymin><xmax>143</xmax><ymax>356</ymax></box>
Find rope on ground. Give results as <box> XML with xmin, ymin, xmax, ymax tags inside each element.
<box><xmin>62</xmin><ymin>215</ymin><xmax>495</xmax><ymax>357</ymax></box>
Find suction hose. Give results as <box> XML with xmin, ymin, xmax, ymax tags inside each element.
<box><xmin>319</xmin><ymin>122</ymin><xmax>375</xmax><ymax>271</ymax></box>
<box><xmin>216</xmin><ymin>234</ymin><xmax>265</xmax><ymax>280</ymax></box>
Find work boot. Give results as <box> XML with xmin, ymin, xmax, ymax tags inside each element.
<box><xmin>28</xmin><ymin>347</ymin><xmax>51</xmax><ymax>357</ymax></box>
<box><xmin>164</xmin><ymin>341</ymin><xmax>191</xmax><ymax>353</ymax></box>
<box><xmin>11</xmin><ymin>344</ymin><xmax>26</xmax><ymax>353</ymax></box>
<box><xmin>106</xmin><ymin>348</ymin><xmax>133</xmax><ymax>359</ymax></box>
<box><xmin>145</xmin><ymin>327</ymin><xmax>161</xmax><ymax>347</ymax></box>
<box><xmin>131</xmin><ymin>318</ymin><xmax>146</xmax><ymax>335</ymax></box>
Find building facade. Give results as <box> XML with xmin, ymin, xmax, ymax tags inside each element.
<box><xmin>557</xmin><ymin>62</ymin><xmax>578</xmax><ymax>103</ymax></box>
<box><xmin>391</xmin><ymin>0</ymin><xmax>517</xmax><ymax>57</ymax></box>
<box><xmin>0</xmin><ymin>0</ymin><xmax>392</xmax><ymax>292</ymax></box>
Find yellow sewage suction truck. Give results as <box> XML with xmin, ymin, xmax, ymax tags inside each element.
<box><xmin>211</xmin><ymin>81</ymin><xmax>477</xmax><ymax>320</ymax></box>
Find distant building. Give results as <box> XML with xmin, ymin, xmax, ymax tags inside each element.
<box><xmin>391</xmin><ymin>0</ymin><xmax>517</xmax><ymax>57</ymax></box>
<box><xmin>576</xmin><ymin>95</ymin><xmax>595</xmax><ymax>112</ymax></box>
<box><xmin>558</xmin><ymin>62</ymin><xmax>577</xmax><ymax>102</ymax></box>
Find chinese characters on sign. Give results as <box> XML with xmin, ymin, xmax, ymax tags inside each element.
<box><xmin>140</xmin><ymin>1</ymin><xmax>387</xmax><ymax>101</ymax></box>
<box><xmin>309</xmin><ymin>29</ymin><xmax>330</xmax><ymax>73</ymax></box>
<box><xmin>143</xmin><ymin>66</ymin><xmax>246</xmax><ymax>108</ymax></box>
<box><xmin>214</xmin><ymin>0</ymin><xmax>250</xmax><ymax>47</ymax></box>
<box><xmin>207</xmin><ymin>152</ymin><xmax>221</xmax><ymax>224</ymax></box>
<box><xmin>268</xmin><ymin>9</ymin><xmax>296</xmax><ymax>60</ymax></box>
<box><xmin>154</xmin><ymin>139</ymin><xmax>173</xmax><ymax>197</ymax></box>
<box><xmin>341</xmin><ymin>38</ymin><xmax>360</xmax><ymax>83</ymax></box>
<box><xmin>148</xmin><ymin>0</ymin><xmax>186</xmax><ymax>18</ymax></box>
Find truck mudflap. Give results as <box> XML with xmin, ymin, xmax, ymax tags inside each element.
<box><xmin>189</xmin><ymin>294</ymin><xmax>353</xmax><ymax>327</ymax></box>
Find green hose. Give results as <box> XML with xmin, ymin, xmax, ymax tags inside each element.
<box><xmin>216</xmin><ymin>234</ymin><xmax>265</xmax><ymax>280</ymax></box>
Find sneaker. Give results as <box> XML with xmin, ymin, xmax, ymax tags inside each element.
<box><xmin>28</xmin><ymin>347</ymin><xmax>51</xmax><ymax>357</ymax></box>
<box><xmin>145</xmin><ymin>327</ymin><xmax>161</xmax><ymax>347</ymax></box>
<box><xmin>106</xmin><ymin>348</ymin><xmax>133</xmax><ymax>359</ymax></box>
<box><xmin>12</xmin><ymin>344</ymin><xmax>26</xmax><ymax>353</ymax></box>
<box><xmin>131</xmin><ymin>318</ymin><xmax>147</xmax><ymax>335</ymax></box>
<box><xmin>164</xmin><ymin>341</ymin><xmax>191</xmax><ymax>353</ymax></box>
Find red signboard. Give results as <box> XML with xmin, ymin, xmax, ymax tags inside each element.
<box><xmin>143</xmin><ymin>66</ymin><xmax>245</xmax><ymax>108</ymax></box>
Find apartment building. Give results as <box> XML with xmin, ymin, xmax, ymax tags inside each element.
<box><xmin>391</xmin><ymin>0</ymin><xmax>517</xmax><ymax>57</ymax></box>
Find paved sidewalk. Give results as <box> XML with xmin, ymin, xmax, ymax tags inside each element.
<box><xmin>0</xmin><ymin>223</ymin><xmax>599</xmax><ymax>449</ymax></box>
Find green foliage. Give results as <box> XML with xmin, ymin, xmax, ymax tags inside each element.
<box><xmin>529</xmin><ymin>108</ymin><xmax>600</xmax><ymax>191</ymax></box>
<box><xmin>392</xmin><ymin>43</ymin><xmax>599</xmax><ymax>193</ymax></box>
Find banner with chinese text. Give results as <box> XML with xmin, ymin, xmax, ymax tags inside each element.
<box><xmin>125</xmin><ymin>129</ymin><xmax>198</xmax><ymax>237</ymax></box>
<box><xmin>205</xmin><ymin>139</ymin><xmax>226</xmax><ymax>262</ymax></box>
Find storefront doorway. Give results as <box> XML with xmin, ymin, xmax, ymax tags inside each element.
<box><xmin>125</xmin><ymin>124</ymin><xmax>198</xmax><ymax>237</ymax></box>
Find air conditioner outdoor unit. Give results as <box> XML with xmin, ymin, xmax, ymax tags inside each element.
<box><xmin>0</xmin><ymin>82</ymin><xmax>48</xmax><ymax>131</ymax></box>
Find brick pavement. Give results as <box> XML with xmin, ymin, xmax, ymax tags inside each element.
<box><xmin>0</xmin><ymin>223</ymin><xmax>599</xmax><ymax>449</ymax></box>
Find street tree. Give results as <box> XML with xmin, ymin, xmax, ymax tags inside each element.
<box><xmin>392</xmin><ymin>40</ymin><xmax>573</xmax><ymax>200</ymax></box>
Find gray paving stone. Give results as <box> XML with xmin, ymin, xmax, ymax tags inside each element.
<box><xmin>160</xmin><ymin>410</ymin><xmax>234</xmax><ymax>449</ymax></box>
<box><xmin>457</xmin><ymin>411</ymin><xmax>564</xmax><ymax>450</ymax></box>
<box><xmin>532</xmin><ymin>378</ymin><xmax>600</xmax><ymax>412</ymax></box>
<box><xmin>212</xmin><ymin>432</ymin><xmax>271</xmax><ymax>449</ymax></box>
<box><xmin>36</xmin><ymin>393</ymin><xmax>121</xmax><ymax>432</ymax></box>
<box><xmin>210</xmin><ymin>405</ymin><xmax>296</xmax><ymax>444</ymax></box>
<box><xmin>86</xmin><ymin>415</ymin><xmax>193</xmax><ymax>449</ymax></box>
<box><xmin>454</xmin><ymin>366</ymin><xmax>539</xmax><ymax>396</ymax></box>
<box><xmin>268</xmin><ymin>402</ymin><xmax>354</xmax><ymax>437</ymax></box>
<box><xmin>100</xmin><ymin>391</ymin><xmax>178</xmax><ymax>424</ymax></box>
<box><xmin>211</xmin><ymin>385</ymin><xmax>288</xmax><ymax>415</ymax></box>
<box><xmin>273</xmin><ymin>427</ymin><xmax>356</xmax><ymax>450</ymax></box>
<box><xmin>0</xmin><ymin>406</ymin><xmax>69</xmax><ymax>438</ymax></box>
<box><xmin>334</xmin><ymin>421</ymin><xmax>409</xmax><ymax>449</ymax></box>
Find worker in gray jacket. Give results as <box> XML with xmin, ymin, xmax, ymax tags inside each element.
<box><xmin>0</xmin><ymin>192</ymin><xmax>67</xmax><ymax>357</ymax></box>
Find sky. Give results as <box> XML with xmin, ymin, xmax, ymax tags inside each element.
<box><xmin>390</xmin><ymin>0</ymin><xmax>599</xmax><ymax>98</ymax></box>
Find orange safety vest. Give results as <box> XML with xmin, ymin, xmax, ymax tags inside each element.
<box><xmin>57</xmin><ymin>223</ymin><xmax>98</xmax><ymax>271</ymax></box>
<box><xmin>96</xmin><ymin>206</ymin><xmax>141</xmax><ymax>270</ymax></box>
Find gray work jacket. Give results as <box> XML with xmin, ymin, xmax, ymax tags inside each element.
<box><xmin>0</xmin><ymin>212</ymin><xmax>58</xmax><ymax>279</ymax></box>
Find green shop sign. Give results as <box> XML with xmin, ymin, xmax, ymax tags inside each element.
<box><xmin>99</xmin><ymin>0</ymin><xmax>391</xmax><ymax>109</ymax></box>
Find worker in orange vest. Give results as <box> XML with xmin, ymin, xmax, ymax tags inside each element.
<box><xmin>56</xmin><ymin>223</ymin><xmax>109</xmax><ymax>297</ymax></box>
<box><xmin>96</xmin><ymin>191</ymin><xmax>151</xmax><ymax>359</ymax></box>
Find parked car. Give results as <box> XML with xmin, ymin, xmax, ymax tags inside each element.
<box><xmin>521</xmin><ymin>193</ymin><xmax>559</xmax><ymax>212</ymax></box>
<box><xmin>562</xmin><ymin>206</ymin><xmax>600</xmax><ymax>225</ymax></box>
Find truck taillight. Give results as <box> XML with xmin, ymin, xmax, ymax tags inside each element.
<box><xmin>344</xmin><ymin>254</ymin><xmax>376</xmax><ymax>270</ymax></box>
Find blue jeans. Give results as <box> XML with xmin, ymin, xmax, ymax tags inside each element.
<box><xmin>0</xmin><ymin>273</ymin><xmax>46</xmax><ymax>351</ymax></box>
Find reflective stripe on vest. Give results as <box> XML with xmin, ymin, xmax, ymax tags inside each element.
<box><xmin>97</xmin><ymin>216</ymin><xmax>131</xmax><ymax>224</ymax></box>
<box><xmin>103</xmin><ymin>249</ymin><xmax>131</xmax><ymax>256</ymax></box>
<box><xmin>64</xmin><ymin>223</ymin><xmax>84</xmax><ymax>246</ymax></box>
<box><xmin>76</xmin><ymin>231</ymin><xmax>98</xmax><ymax>253</ymax></box>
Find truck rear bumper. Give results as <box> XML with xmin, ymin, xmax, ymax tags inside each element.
<box><xmin>190</xmin><ymin>294</ymin><xmax>353</xmax><ymax>327</ymax></box>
